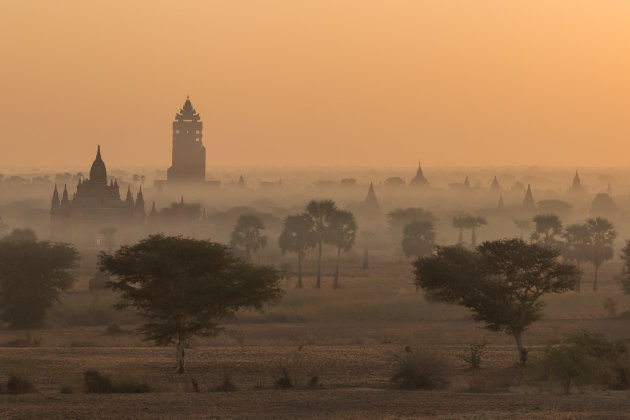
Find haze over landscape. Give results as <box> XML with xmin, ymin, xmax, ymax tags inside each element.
<box><xmin>2</xmin><ymin>2</ymin><xmax>630</xmax><ymax>420</ymax></box>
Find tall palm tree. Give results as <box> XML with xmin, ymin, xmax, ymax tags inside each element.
<box><xmin>462</xmin><ymin>216</ymin><xmax>487</xmax><ymax>246</ymax></box>
<box><xmin>452</xmin><ymin>216</ymin><xmax>466</xmax><ymax>244</ymax></box>
<box><xmin>328</xmin><ymin>210</ymin><xmax>358</xmax><ymax>289</ymax></box>
<box><xmin>306</xmin><ymin>199</ymin><xmax>337</xmax><ymax>289</ymax></box>
<box><xmin>230</xmin><ymin>214</ymin><xmax>267</xmax><ymax>262</ymax></box>
<box><xmin>278</xmin><ymin>213</ymin><xmax>316</xmax><ymax>288</ymax></box>
<box><xmin>514</xmin><ymin>219</ymin><xmax>532</xmax><ymax>240</ymax></box>
<box><xmin>584</xmin><ymin>217</ymin><xmax>616</xmax><ymax>292</ymax></box>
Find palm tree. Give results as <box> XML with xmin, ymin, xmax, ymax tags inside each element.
<box><xmin>531</xmin><ymin>214</ymin><xmax>563</xmax><ymax>248</ymax></box>
<box><xmin>306</xmin><ymin>200</ymin><xmax>337</xmax><ymax>289</ymax></box>
<box><xmin>401</xmin><ymin>221</ymin><xmax>435</xmax><ymax>258</ymax></box>
<box><xmin>514</xmin><ymin>219</ymin><xmax>532</xmax><ymax>240</ymax></box>
<box><xmin>327</xmin><ymin>210</ymin><xmax>358</xmax><ymax>289</ymax></box>
<box><xmin>452</xmin><ymin>216</ymin><xmax>466</xmax><ymax>244</ymax></box>
<box><xmin>463</xmin><ymin>216</ymin><xmax>487</xmax><ymax>246</ymax></box>
<box><xmin>584</xmin><ymin>217</ymin><xmax>616</xmax><ymax>292</ymax></box>
<box><xmin>562</xmin><ymin>223</ymin><xmax>590</xmax><ymax>292</ymax></box>
<box><xmin>360</xmin><ymin>230</ymin><xmax>375</xmax><ymax>271</ymax></box>
<box><xmin>230</xmin><ymin>214</ymin><xmax>267</xmax><ymax>262</ymax></box>
<box><xmin>278</xmin><ymin>213</ymin><xmax>316</xmax><ymax>288</ymax></box>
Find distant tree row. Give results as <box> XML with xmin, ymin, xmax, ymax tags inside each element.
<box><xmin>278</xmin><ymin>200</ymin><xmax>357</xmax><ymax>289</ymax></box>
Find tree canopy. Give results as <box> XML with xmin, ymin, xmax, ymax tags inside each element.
<box><xmin>306</xmin><ymin>199</ymin><xmax>337</xmax><ymax>289</ymax></box>
<box><xmin>278</xmin><ymin>213</ymin><xmax>316</xmax><ymax>288</ymax></box>
<box><xmin>401</xmin><ymin>221</ymin><xmax>435</xmax><ymax>258</ymax></box>
<box><xmin>414</xmin><ymin>238</ymin><xmax>578</xmax><ymax>365</ymax></box>
<box><xmin>99</xmin><ymin>235</ymin><xmax>282</xmax><ymax>372</ymax></box>
<box><xmin>0</xmin><ymin>230</ymin><xmax>79</xmax><ymax>328</ymax></box>
<box><xmin>230</xmin><ymin>214</ymin><xmax>268</xmax><ymax>261</ymax></box>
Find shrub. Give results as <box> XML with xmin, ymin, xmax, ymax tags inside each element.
<box><xmin>308</xmin><ymin>375</ymin><xmax>320</xmax><ymax>388</ymax></box>
<box><xmin>83</xmin><ymin>370</ymin><xmax>151</xmax><ymax>393</ymax></box>
<box><xmin>6</xmin><ymin>374</ymin><xmax>35</xmax><ymax>394</ymax></box>
<box><xmin>542</xmin><ymin>343</ymin><xmax>593</xmax><ymax>393</ymax></box>
<box><xmin>391</xmin><ymin>346</ymin><xmax>450</xmax><ymax>389</ymax></box>
<box><xmin>542</xmin><ymin>331</ymin><xmax>629</xmax><ymax>392</ymax></box>
<box><xmin>213</xmin><ymin>372</ymin><xmax>236</xmax><ymax>392</ymax></box>
<box><xmin>105</xmin><ymin>324</ymin><xmax>123</xmax><ymax>335</ymax></box>
<box><xmin>84</xmin><ymin>370</ymin><xmax>114</xmax><ymax>393</ymax></box>
<box><xmin>461</xmin><ymin>341</ymin><xmax>487</xmax><ymax>369</ymax></box>
<box><xmin>60</xmin><ymin>385</ymin><xmax>73</xmax><ymax>394</ymax></box>
<box><xmin>275</xmin><ymin>368</ymin><xmax>293</xmax><ymax>389</ymax></box>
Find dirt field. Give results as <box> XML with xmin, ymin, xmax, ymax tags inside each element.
<box><xmin>1</xmin><ymin>319</ymin><xmax>630</xmax><ymax>419</ymax></box>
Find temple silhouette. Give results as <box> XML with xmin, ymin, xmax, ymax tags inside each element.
<box><xmin>167</xmin><ymin>97</ymin><xmax>206</xmax><ymax>182</ymax></box>
<box><xmin>50</xmin><ymin>146</ymin><xmax>145</xmax><ymax>242</ymax></box>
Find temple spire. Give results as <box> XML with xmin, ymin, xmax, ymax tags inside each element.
<box><xmin>523</xmin><ymin>184</ymin><xmax>535</xmax><ymax>210</ymax></box>
<box><xmin>490</xmin><ymin>176</ymin><xmax>501</xmax><ymax>191</ymax></box>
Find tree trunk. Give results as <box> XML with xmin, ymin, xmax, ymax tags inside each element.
<box><xmin>296</xmin><ymin>253</ymin><xmax>303</xmax><ymax>289</ymax></box>
<box><xmin>514</xmin><ymin>332</ymin><xmax>527</xmax><ymax>366</ymax></box>
<box><xmin>362</xmin><ymin>247</ymin><xmax>368</xmax><ymax>270</ymax></box>
<box><xmin>575</xmin><ymin>260</ymin><xmax>581</xmax><ymax>293</ymax></box>
<box><xmin>471</xmin><ymin>227</ymin><xmax>477</xmax><ymax>246</ymax></box>
<box><xmin>333</xmin><ymin>246</ymin><xmax>341</xmax><ymax>289</ymax></box>
<box><xmin>593</xmin><ymin>263</ymin><xmax>600</xmax><ymax>293</ymax></box>
<box><xmin>176</xmin><ymin>337</ymin><xmax>186</xmax><ymax>373</ymax></box>
<box><xmin>458</xmin><ymin>228</ymin><xmax>463</xmax><ymax>244</ymax></box>
<box><xmin>315</xmin><ymin>240</ymin><xmax>322</xmax><ymax>289</ymax></box>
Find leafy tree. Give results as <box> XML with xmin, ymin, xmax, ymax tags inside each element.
<box><xmin>0</xmin><ymin>230</ymin><xmax>79</xmax><ymax>328</ymax></box>
<box><xmin>306</xmin><ymin>199</ymin><xmax>337</xmax><ymax>289</ymax></box>
<box><xmin>278</xmin><ymin>213</ymin><xmax>316</xmax><ymax>288</ymax></box>
<box><xmin>230</xmin><ymin>214</ymin><xmax>267</xmax><ymax>262</ymax></box>
<box><xmin>562</xmin><ymin>223</ymin><xmax>590</xmax><ymax>292</ymax></box>
<box><xmin>387</xmin><ymin>208</ymin><xmax>436</xmax><ymax>234</ymax></box>
<box><xmin>619</xmin><ymin>240</ymin><xmax>630</xmax><ymax>295</ymax></box>
<box><xmin>531</xmin><ymin>214</ymin><xmax>563</xmax><ymax>248</ymax></box>
<box><xmin>327</xmin><ymin>210</ymin><xmax>358</xmax><ymax>289</ymax></box>
<box><xmin>99</xmin><ymin>235</ymin><xmax>282</xmax><ymax>373</ymax></box>
<box><xmin>401</xmin><ymin>221</ymin><xmax>435</xmax><ymax>258</ymax></box>
<box><xmin>584</xmin><ymin>217</ymin><xmax>616</xmax><ymax>292</ymax></box>
<box><xmin>462</xmin><ymin>216</ymin><xmax>487</xmax><ymax>246</ymax></box>
<box><xmin>414</xmin><ymin>239</ymin><xmax>578</xmax><ymax>365</ymax></box>
<box><xmin>513</xmin><ymin>219</ymin><xmax>532</xmax><ymax>240</ymax></box>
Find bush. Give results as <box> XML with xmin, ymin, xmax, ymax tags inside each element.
<box><xmin>83</xmin><ymin>370</ymin><xmax>151</xmax><ymax>394</ymax></box>
<box><xmin>275</xmin><ymin>368</ymin><xmax>293</xmax><ymax>389</ymax></box>
<box><xmin>213</xmin><ymin>372</ymin><xmax>236</xmax><ymax>392</ymax></box>
<box><xmin>6</xmin><ymin>374</ymin><xmax>35</xmax><ymax>394</ymax></box>
<box><xmin>542</xmin><ymin>343</ymin><xmax>593</xmax><ymax>393</ymax></box>
<box><xmin>84</xmin><ymin>370</ymin><xmax>114</xmax><ymax>393</ymax></box>
<box><xmin>105</xmin><ymin>324</ymin><xmax>123</xmax><ymax>335</ymax></box>
<box><xmin>60</xmin><ymin>385</ymin><xmax>74</xmax><ymax>394</ymax></box>
<box><xmin>391</xmin><ymin>346</ymin><xmax>450</xmax><ymax>389</ymax></box>
<box><xmin>461</xmin><ymin>341</ymin><xmax>487</xmax><ymax>369</ymax></box>
<box><xmin>542</xmin><ymin>331</ymin><xmax>629</xmax><ymax>392</ymax></box>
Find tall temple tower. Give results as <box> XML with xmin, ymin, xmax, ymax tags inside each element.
<box><xmin>167</xmin><ymin>97</ymin><xmax>206</xmax><ymax>182</ymax></box>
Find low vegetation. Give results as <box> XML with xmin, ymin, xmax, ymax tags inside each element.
<box><xmin>391</xmin><ymin>346</ymin><xmax>450</xmax><ymax>389</ymax></box>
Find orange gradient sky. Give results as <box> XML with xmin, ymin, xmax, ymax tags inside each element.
<box><xmin>1</xmin><ymin>1</ymin><xmax>630</xmax><ymax>168</ymax></box>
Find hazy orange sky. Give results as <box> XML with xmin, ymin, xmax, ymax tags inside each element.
<box><xmin>1</xmin><ymin>1</ymin><xmax>630</xmax><ymax>168</ymax></box>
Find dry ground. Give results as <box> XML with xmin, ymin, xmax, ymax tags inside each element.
<box><xmin>1</xmin><ymin>319</ymin><xmax>630</xmax><ymax>419</ymax></box>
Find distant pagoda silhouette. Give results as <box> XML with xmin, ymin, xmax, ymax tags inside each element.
<box><xmin>410</xmin><ymin>162</ymin><xmax>429</xmax><ymax>187</ymax></box>
<box><xmin>490</xmin><ymin>176</ymin><xmax>501</xmax><ymax>191</ymax></box>
<box><xmin>167</xmin><ymin>97</ymin><xmax>206</xmax><ymax>183</ymax></box>
<box><xmin>498</xmin><ymin>194</ymin><xmax>505</xmax><ymax>210</ymax></box>
<box><xmin>567</xmin><ymin>170</ymin><xmax>585</xmax><ymax>193</ymax></box>
<box><xmin>364</xmin><ymin>182</ymin><xmax>382</xmax><ymax>216</ymax></box>
<box><xmin>463</xmin><ymin>175</ymin><xmax>470</xmax><ymax>189</ymax></box>
<box><xmin>522</xmin><ymin>184</ymin><xmax>536</xmax><ymax>211</ymax></box>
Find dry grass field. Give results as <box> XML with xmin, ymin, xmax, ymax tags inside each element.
<box><xmin>1</xmin><ymin>255</ymin><xmax>630</xmax><ymax>419</ymax></box>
